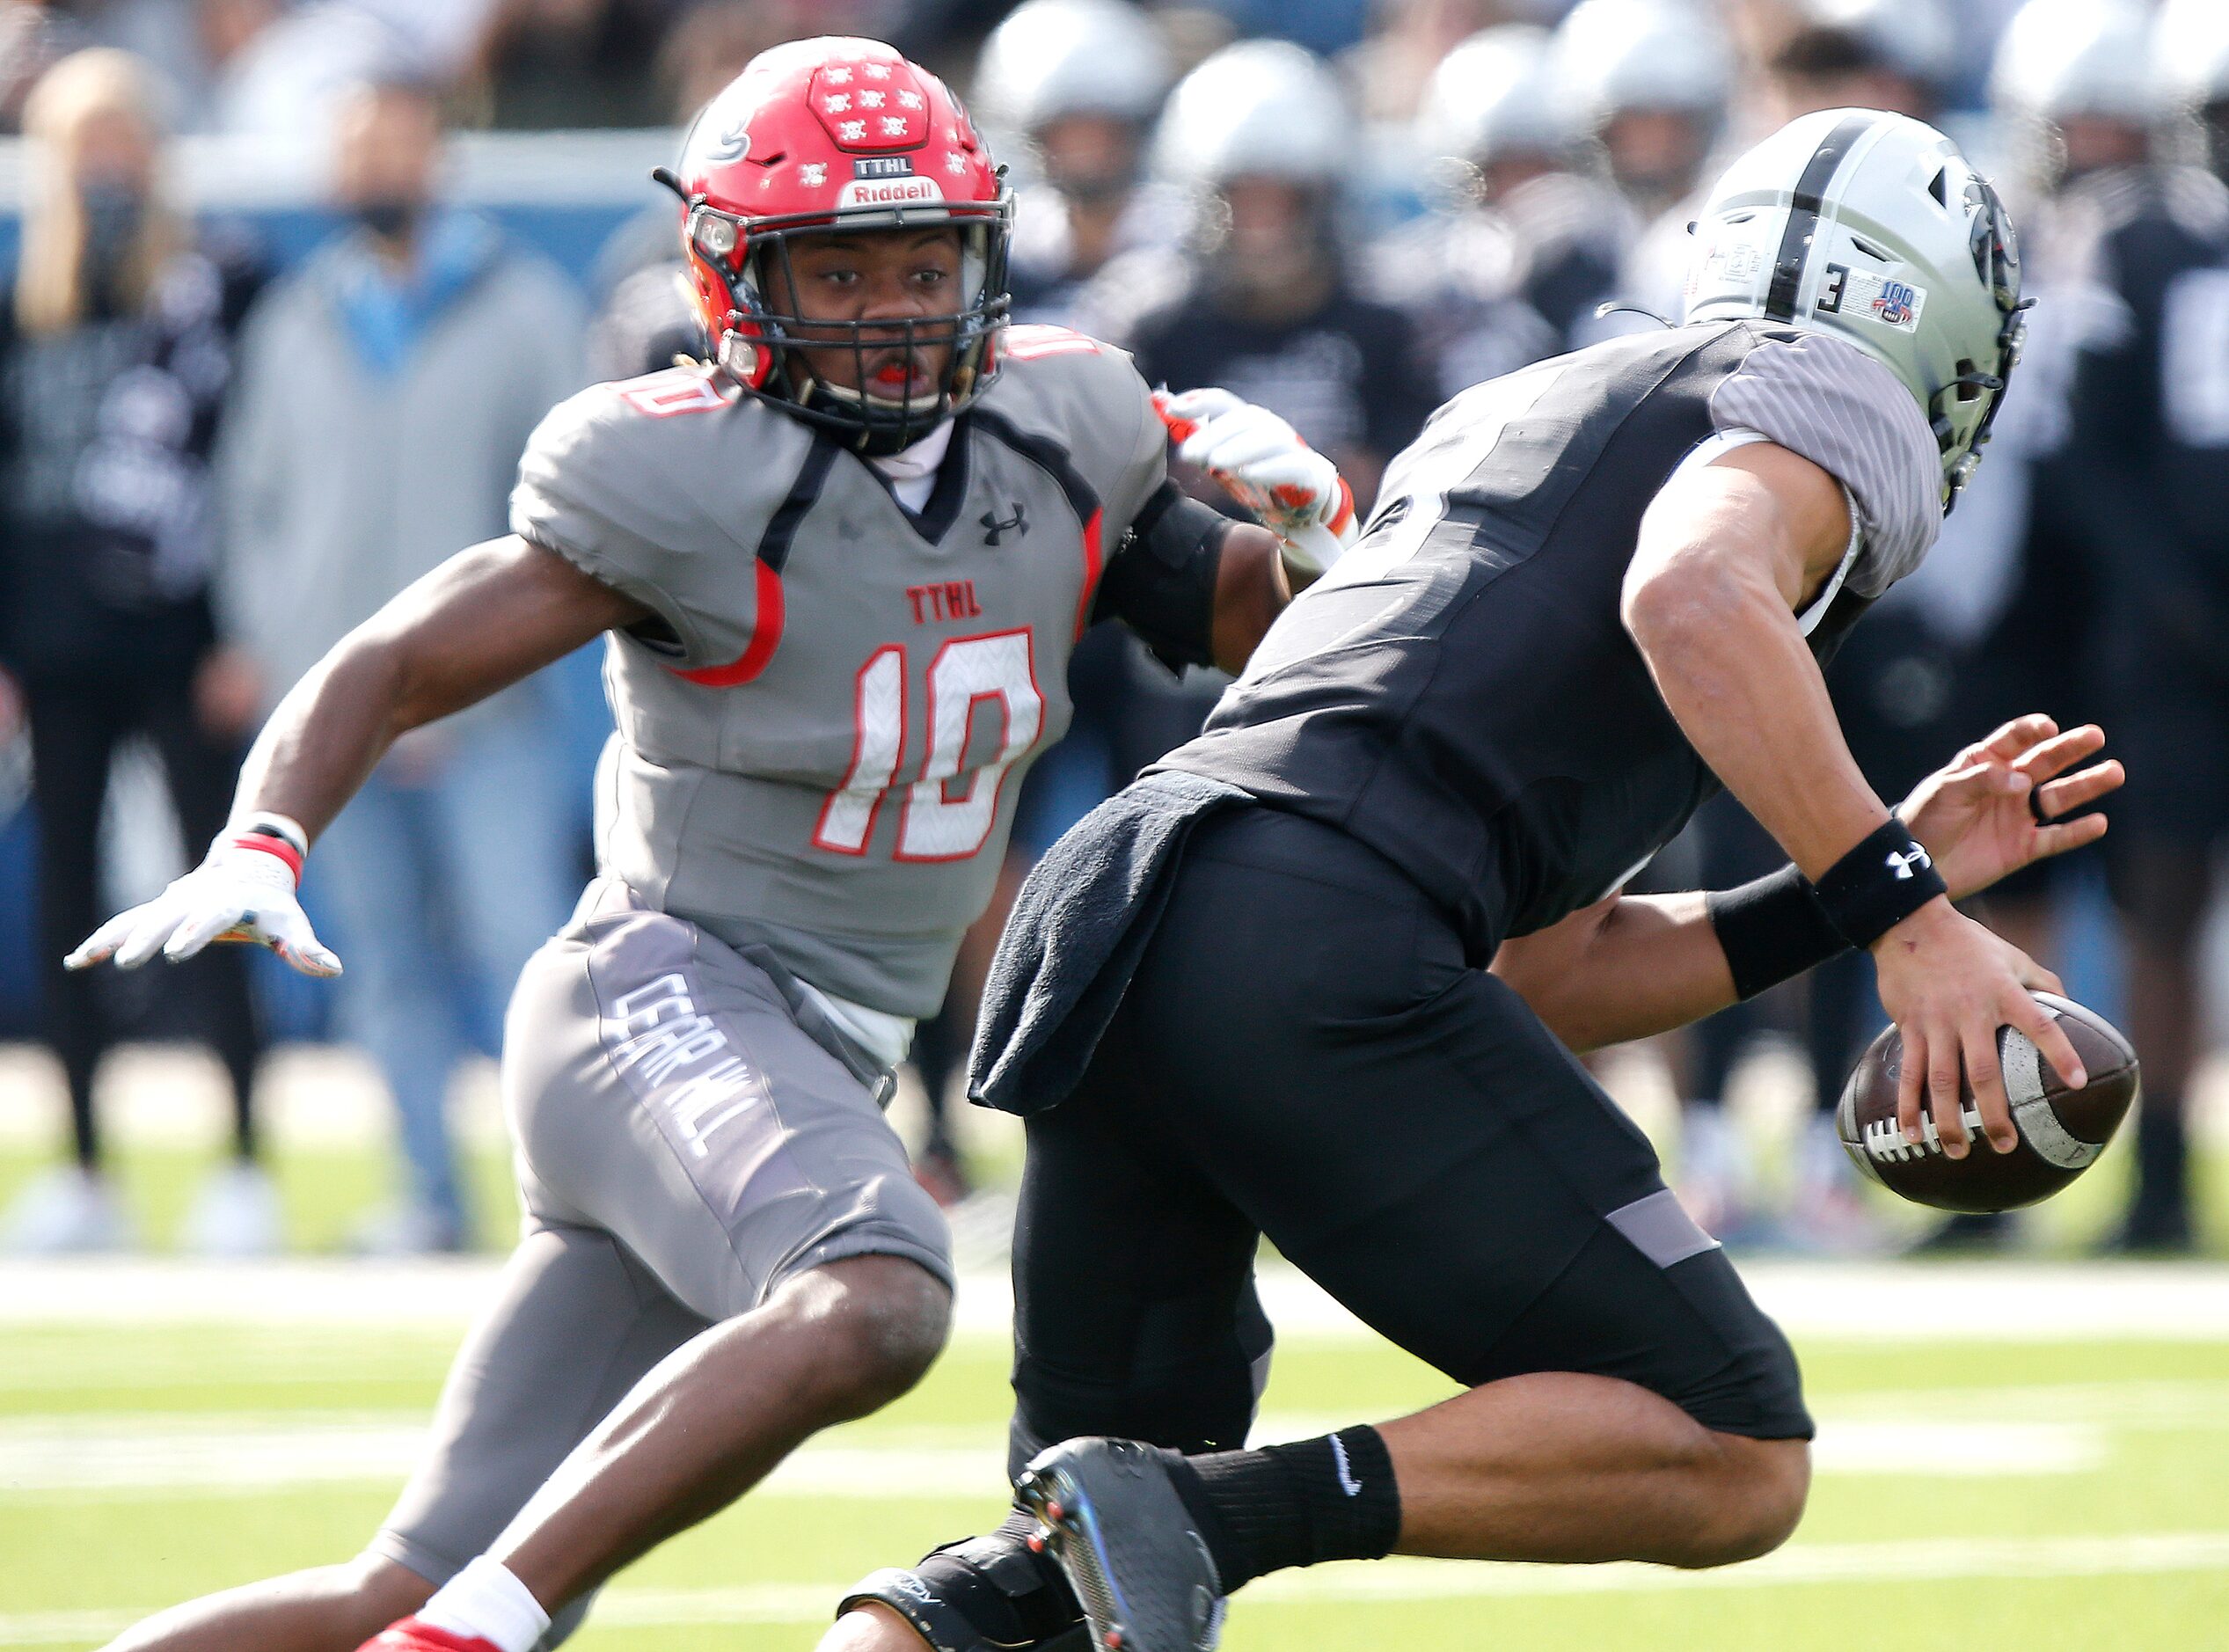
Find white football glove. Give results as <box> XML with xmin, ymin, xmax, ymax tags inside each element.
<box><xmin>66</xmin><ymin>816</ymin><xmax>340</xmax><ymax>977</ymax></box>
<box><xmin>1154</xmin><ymin>386</ymin><xmax>1359</xmax><ymax>576</ymax></box>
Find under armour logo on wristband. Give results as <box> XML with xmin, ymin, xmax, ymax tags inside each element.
<box><xmin>1815</xmin><ymin>821</ymin><xmax>1947</xmax><ymax>950</ymax></box>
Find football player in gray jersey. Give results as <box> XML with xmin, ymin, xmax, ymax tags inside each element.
<box><xmin>62</xmin><ymin>39</ymin><xmax>1344</xmax><ymax>1652</ymax></box>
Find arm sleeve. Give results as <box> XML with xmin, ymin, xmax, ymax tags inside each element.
<box><xmin>1708</xmin><ymin>333</ymin><xmax>1944</xmax><ymax>598</ymax></box>
<box><xmin>1091</xmin><ymin>480</ymin><xmax>1229</xmax><ymax>672</ymax></box>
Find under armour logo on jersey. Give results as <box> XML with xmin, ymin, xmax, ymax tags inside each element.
<box><xmin>980</xmin><ymin>502</ymin><xmax>1028</xmax><ymax>545</ymax></box>
<box><xmin>1886</xmin><ymin>845</ymin><xmax>1933</xmax><ymax>880</ymax></box>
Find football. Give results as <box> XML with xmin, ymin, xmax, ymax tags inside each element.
<box><xmin>1836</xmin><ymin>991</ymin><xmax>2140</xmax><ymax>1213</ymax></box>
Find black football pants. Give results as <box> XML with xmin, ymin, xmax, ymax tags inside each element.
<box><xmin>1006</xmin><ymin>807</ymin><xmax>1811</xmax><ymax>1477</ymax></box>
<box><xmin>25</xmin><ymin>669</ymin><xmax>262</xmax><ymax>1166</ymax></box>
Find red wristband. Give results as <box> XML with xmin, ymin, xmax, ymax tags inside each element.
<box><xmin>228</xmin><ymin>832</ymin><xmax>303</xmax><ymax>884</ymax></box>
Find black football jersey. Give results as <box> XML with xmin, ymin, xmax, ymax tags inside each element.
<box><xmin>2062</xmin><ymin>166</ymin><xmax>2229</xmax><ymax>672</ymax></box>
<box><xmin>1152</xmin><ymin>319</ymin><xmax>1941</xmax><ymax>959</ymax></box>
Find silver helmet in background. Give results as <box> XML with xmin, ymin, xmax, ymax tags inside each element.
<box><xmin>1415</xmin><ymin>26</ymin><xmax>1575</xmax><ymax>185</ymax></box>
<box><xmin>971</xmin><ymin>0</ymin><xmax>1171</xmax><ymax>143</ymax></box>
<box><xmin>1552</xmin><ymin>0</ymin><xmax>1734</xmax><ymax>209</ymax></box>
<box><xmin>1990</xmin><ymin>0</ymin><xmax>2160</xmax><ymax>186</ymax></box>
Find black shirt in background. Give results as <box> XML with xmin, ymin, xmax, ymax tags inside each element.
<box><xmin>1124</xmin><ymin>273</ymin><xmax>1437</xmax><ymax>482</ymax></box>
<box><xmin>0</xmin><ymin>246</ymin><xmax>263</xmax><ymax>682</ymax></box>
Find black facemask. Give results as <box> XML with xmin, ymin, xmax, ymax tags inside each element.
<box><xmin>352</xmin><ymin>195</ymin><xmax>420</xmax><ymax>243</ymax></box>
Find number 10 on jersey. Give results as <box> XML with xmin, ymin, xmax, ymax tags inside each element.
<box><xmin>813</xmin><ymin>630</ymin><xmax>1046</xmax><ymax>862</ymax></box>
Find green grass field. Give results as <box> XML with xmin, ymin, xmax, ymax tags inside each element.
<box><xmin>4</xmin><ymin>1271</ymin><xmax>2229</xmax><ymax>1652</ymax></box>
<box><xmin>4</xmin><ymin>1096</ymin><xmax>2229</xmax><ymax>1652</ymax></box>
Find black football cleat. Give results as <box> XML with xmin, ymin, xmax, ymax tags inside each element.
<box><xmin>1016</xmin><ymin>1437</ymin><xmax>1225</xmax><ymax>1652</ymax></box>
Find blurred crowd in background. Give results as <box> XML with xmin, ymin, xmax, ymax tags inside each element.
<box><xmin>0</xmin><ymin>0</ymin><xmax>2225</xmax><ymax>1263</ymax></box>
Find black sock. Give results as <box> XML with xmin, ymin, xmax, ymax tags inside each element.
<box><xmin>1163</xmin><ymin>1426</ymin><xmax>1401</xmax><ymax>1590</ymax></box>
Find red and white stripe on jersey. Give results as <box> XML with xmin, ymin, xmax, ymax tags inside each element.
<box><xmin>617</xmin><ymin>369</ymin><xmax>734</xmax><ymax>419</ymax></box>
<box><xmin>1002</xmin><ymin>325</ymin><xmax>1103</xmax><ymax>362</ymax></box>
<box><xmin>674</xmin><ymin>561</ymin><xmax>786</xmax><ymax>687</ymax></box>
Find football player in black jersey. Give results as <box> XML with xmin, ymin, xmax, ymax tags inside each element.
<box><xmin>823</xmin><ymin>111</ymin><xmax>2120</xmax><ymax>1652</ymax></box>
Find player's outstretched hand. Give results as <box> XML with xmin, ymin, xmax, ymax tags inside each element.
<box><xmin>1153</xmin><ymin>385</ymin><xmax>1356</xmax><ymax>574</ymax></box>
<box><xmin>65</xmin><ymin>837</ymin><xmax>340</xmax><ymax>978</ymax></box>
<box><xmin>1896</xmin><ymin>713</ymin><xmax>2122</xmax><ymax>902</ymax></box>
<box><xmin>1870</xmin><ymin>897</ymin><xmax>2086</xmax><ymax>1160</ymax></box>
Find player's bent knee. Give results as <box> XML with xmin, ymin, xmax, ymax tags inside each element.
<box><xmin>1682</xmin><ymin>1436</ymin><xmax>1810</xmax><ymax>1568</ymax></box>
<box><xmin>778</xmin><ymin>1254</ymin><xmax>954</xmax><ymax>1416</ymax></box>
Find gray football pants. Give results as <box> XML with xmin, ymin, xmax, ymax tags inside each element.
<box><xmin>367</xmin><ymin>880</ymin><xmax>954</xmax><ymax>1618</ymax></box>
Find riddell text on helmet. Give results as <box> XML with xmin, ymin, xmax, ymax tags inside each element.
<box><xmin>837</xmin><ymin>176</ymin><xmax>944</xmax><ymax>208</ymax></box>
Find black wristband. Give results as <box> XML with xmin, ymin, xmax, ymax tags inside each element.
<box><xmin>1810</xmin><ymin>818</ymin><xmax>1948</xmax><ymax>949</ymax></box>
<box><xmin>1706</xmin><ymin>863</ymin><xmax>1850</xmax><ymax>1000</ymax></box>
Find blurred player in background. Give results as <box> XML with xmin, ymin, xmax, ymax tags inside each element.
<box><xmin>1990</xmin><ymin>0</ymin><xmax>2158</xmax><ymax>197</ymax></box>
<box><xmin>1559</xmin><ymin>0</ymin><xmax>1736</xmax><ymax>325</ymax></box>
<box><xmin>2044</xmin><ymin>0</ymin><xmax>2229</xmax><ymax>1252</ymax></box>
<box><xmin>1762</xmin><ymin>0</ymin><xmax>1955</xmax><ymax>131</ymax></box>
<box><xmin>586</xmin><ymin>0</ymin><xmax>780</xmax><ymax>383</ymax></box>
<box><xmin>217</xmin><ymin>74</ymin><xmax>589</xmax><ymax>1254</ymax></box>
<box><xmin>1371</xmin><ymin>24</ymin><xmax>1626</xmax><ymax>399</ymax></box>
<box><xmin>0</xmin><ymin>49</ymin><xmax>270</xmax><ymax>1257</ymax></box>
<box><xmin>1115</xmin><ymin>39</ymin><xmax>1434</xmax><ymax>510</ymax></box>
<box><xmin>1091</xmin><ymin>39</ymin><xmax>1436</xmax><ymax>784</ymax></box>
<box><xmin>1557</xmin><ymin>0</ymin><xmax>1731</xmax><ymax>222</ymax></box>
<box><xmin>71</xmin><ymin>38</ymin><xmax>1320</xmax><ymax>1652</ymax></box>
<box><xmin>971</xmin><ymin>0</ymin><xmax>1178</xmax><ymax>330</ymax></box>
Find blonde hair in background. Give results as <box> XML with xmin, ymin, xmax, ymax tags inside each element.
<box><xmin>16</xmin><ymin>48</ymin><xmax>184</xmax><ymax>336</ymax></box>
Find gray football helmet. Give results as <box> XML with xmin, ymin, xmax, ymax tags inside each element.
<box><xmin>1686</xmin><ymin>108</ymin><xmax>2027</xmax><ymax>510</ymax></box>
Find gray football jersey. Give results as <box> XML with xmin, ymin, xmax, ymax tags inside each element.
<box><xmin>512</xmin><ymin>326</ymin><xmax>1167</xmax><ymax>1017</ymax></box>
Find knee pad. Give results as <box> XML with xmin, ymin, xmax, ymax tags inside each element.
<box><xmin>837</xmin><ymin>1523</ymin><xmax>1087</xmax><ymax>1651</ymax></box>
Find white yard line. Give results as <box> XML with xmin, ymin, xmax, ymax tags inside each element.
<box><xmin>7</xmin><ymin>1531</ymin><xmax>2228</xmax><ymax>1642</ymax></box>
<box><xmin>0</xmin><ymin>1400</ymin><xmax>2147</xmax><ymax>1499</ymax></box>
<box><xmin>5</xmin><ymin>1258</ymin><xmax>2229</xmax><ymax>1341</ymax></box>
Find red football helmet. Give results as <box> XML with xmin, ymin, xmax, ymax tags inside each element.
<box><xmin>661</xmin><ymin>37</ymin><xmax>1012</xmax><ymax>453</ymax></box>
